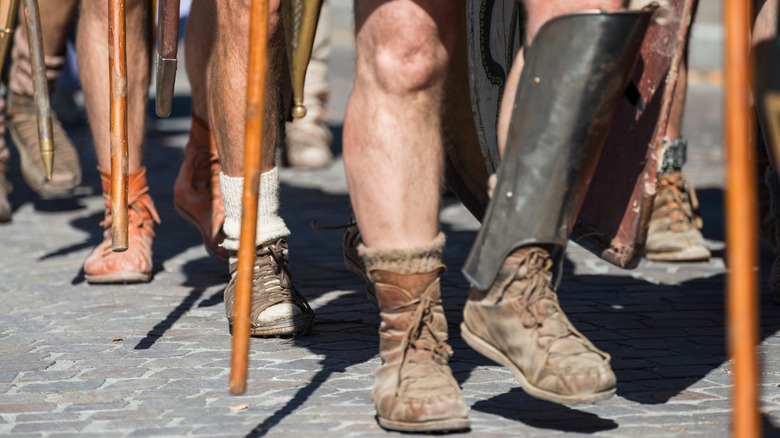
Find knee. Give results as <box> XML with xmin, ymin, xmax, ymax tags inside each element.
<box><xmin>359</xmin><ymin>30</ymin><xmax>452</xmax><ymax>95</ymax></box>
<box><xmin>356</xmin><ymin>4</ymin><xmax>455</xmax><ymax>95</ymax></box>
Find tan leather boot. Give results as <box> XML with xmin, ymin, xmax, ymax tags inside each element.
<box><xmin>645</xmin><ymin>171</ymin><xmax>710</xmax><ymax>261</ymax></box>
<box><xmin>84</xmin><ymin>167</ymin><xmax>160</xmax><ymax>283</ymax></box>
<box><xmin>462</xmin><ymin>246</ymin><xmax>616</xmax><ymax>404</ymax></box>
<box><xmin>6</xmin><ymin>35</ymin><xmax>81</xmax><ymax>198</ymax></box>
<box><xmin>174</xmin><ymin>116</ymin><xmax>229</xmax><ymax>262</ymax></box>
<box><xmin>371</xmin><ymin>266</ymin><xmax>469</xmax><ymax>433</ymax></box>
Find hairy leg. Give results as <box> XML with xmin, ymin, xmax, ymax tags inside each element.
<box><xmin>497</xmin><ymin>0</ymin><xmax>626</xmax><ymax>155</ymax></box>
<box><xmin>77</xmin><ymin>0</ymin><xmax>150</xmax><ymax>172</ymax></box>
<box><xmin>344</xmin><ymin>0</ymin><xmax>458</xmax><ymax>249</ymax></box>
<box><xmin>17</xmin><ymin>0</ymin><xmax>78</xmax><ymax>57</ymax></box>
<box><xmin>209</xmin><ymin>0</ymin><xmax>283</xmax><ymax>177</ymax></box>
<box><xmin>185</xmin><ymin>0</ymin><xmax>216</xmax><ymax>123</ymax></box>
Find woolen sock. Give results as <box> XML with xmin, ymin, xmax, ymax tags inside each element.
<box><xmin>358</xmin><ymin>232</ymin><xmax>446</xmax><ymax>276</ymax></box>
<box><xmin>220</xmin><ymin>167</ymin><xmax>290</xmax><ymax>255</ymax></box>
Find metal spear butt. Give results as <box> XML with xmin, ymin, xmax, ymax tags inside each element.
<box><xmin>155</xmin><ymin>52</ymin><xmax>177</xmax><ymax>117</ymax></box>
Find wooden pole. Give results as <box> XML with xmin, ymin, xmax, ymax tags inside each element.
<box><xmin>724</xmin><ymin>0</ymin><xmax>760</xmax><ymax>436</ymax></box>
<box><xmin>230</xmin><ymin>0</ymin><xmax>268</xmax><ymax>395</ymax></box>
<box><xmin>109</xmin><ymin>0</ymin><xmax>129</xmax><ymax>252</ymax></box>
<box><xmin>0</xmin><ymin>0</ymin><xmax>20</xmax><ymax>74</ymax></box>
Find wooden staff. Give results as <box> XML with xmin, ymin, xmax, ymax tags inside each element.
<box><xmin>230</xmin><ymin>0</ymin><xmax>268</xmax><ymax>395</ymax></box>
<box><xmin>23</xmin><ymin>0</ymin><xmax>54</xmax><ymax>181</ymax></box>
<box><xmin>724</xmin><ymin>0</ymin><xmax>760</xmax><ymax>436</ymax></box>
<box><xmin>0</xmin><ymin>0</ymin><xmax>20</xmax><ymax>74</ymax></box>
<box><xmin>109</xmin><ymin>0</ymin><xmax>129</xmax><ymax>251</ymax></box>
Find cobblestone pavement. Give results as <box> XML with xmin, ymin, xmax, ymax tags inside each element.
<box><xmin>3</xmin><ymin>13</ymin><xmax>780</xmax><ymax>438</ymax></box>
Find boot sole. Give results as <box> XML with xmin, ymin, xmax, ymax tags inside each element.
<box><xmin>85</xmin><ymin>271</ymin><xmax>152</xmax><ymax>284</ymax></box>
<box><xmin>376</xmin><ymin>415</ymin><xmax>470</xmax><ymax>433</ymax></box>
<box><xmin>460</xmin><ymin>322</ymin><xmax>616</xmax><ymax>405</ymax></box>
<box><xmin>174</xmin><ymin>201</ymin><xmax>229</xmax><ymax>262</ymax></box>
<box><xmin>644</xmin><ymin>246</ymin><xmax>710</xmax><ymax>262</ymax></box>
<box><xmin>229</xmin><ymin>314</ymin><xmax>314</xmax><ymax>338</ymax></box>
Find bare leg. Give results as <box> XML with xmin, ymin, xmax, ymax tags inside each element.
<box><xmin>17</xmin><ymin>0</ymin><xmax>78</xmax><ymax>56</ymax></box>
<box><xmin>185</xmin><ymin>0</ymin><xmax>216</xmax><ymax>123</ymax></box>
<box><xmin>77</xmin><ymin>0</ymin><xmax>150</xmax><ymax>172</ymax></box>
<box><xmin>344</xmin><ymin>0</ymin><xmax>458</xmax><ymax>249</ymax></box>
<box><xmin>209</xmin><ymin>0</ymin><xmax>283</xmax><ymax>177</ymax></box>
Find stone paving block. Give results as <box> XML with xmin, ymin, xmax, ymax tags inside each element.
<box><xmin>102</xmin><ymin>378</ymin><xmax>169</xmax><ymax>391</ymax></box>
<box><xmin>0</xmin><ymin>402</ymin><xmax>58</xmax><ymax>414</ymax></box>
<box><xmin>17</xmin><ymin>370</ymin><xmax>80</xmax><ymax>382</ymax></box>
<box><xmin>17</xmin><ymin>378</ymin><xmax>105</xmax><ymax>393</ymax></box>
<box><xmin>0</xmin><ymin>372</ymin><xmax>16</xmax><ymax>383</ymax></box>
<box><xmin>127</xmin><ymin>426</ymin><xmax>193</xmax><ymax>437</ymax></box>
<box><xmin>11</xmin><ymin>420</ymin><xmax>89</xmax><ymax>433</ymax></box>
<box><xmin>49</xmin><ymin>433</ymin><xmax>125</xmax><ymax>438</ymax></box>
<box><xmin>64</xmin><ymin>401</ymin><xmax>129</xmax><ymax>412</ymax></box>
<box><xmin>16</xmin><ymin>411</ymin><xmax>84</xmax><ymax>423</ymax></box>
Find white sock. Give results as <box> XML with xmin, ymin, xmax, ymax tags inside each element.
<box><xmin>220</xmin><ymin>168</ymin><xmax>291</xmax><ymax>253</ymax></box>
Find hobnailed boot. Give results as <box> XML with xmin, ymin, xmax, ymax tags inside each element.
<box><xmin>462</xmin><ymin>246</ymin><xmax>616</xmax><ymax>404</ymax></box>
<box><xmin>371</xmin><ymin>266</ymin><xmax>469</xmax><ymax>433</ymax></box>
<box><xmin>84</xmin><ymin>167</ymin><xmax>160</xmax><ymax>283</ymax></box>
<box><xmin>223</xmin><ymin>237</ymin><xmax>314</xmax><ymax>337</ymax></box>
<box><xmin>174</xmin><ymin>116</ymin><xmax>229</xmax><ymax>262</ymax></box>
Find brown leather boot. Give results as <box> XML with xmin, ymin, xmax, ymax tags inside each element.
<box><xmin>174</xmin><ymin>116</ymin><xmax>229</xmax><ymax>262</ymax></box>
<box><xmin>84</xmin><ymin>167</ymin><xmax>160</xmax><ymax>283</ymax></box>
<box><xmin>371</xmin><ymin>266</ymin><xmax>469</xmax><ymax>433</ymax></box>
<box><xmin>461</xmin><ymin>246</ymin><xmax>616</xmax><ymax>404</ymax></box>
<box><xmin>223</xmin><ymin>237</ymin><xmax>314</xmax><ymax>337</ymax></box>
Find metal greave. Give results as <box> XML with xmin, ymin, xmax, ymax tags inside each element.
<box><xmin>463</xmin><ymin>9</ymin><xmax>654</xmax><ymax>289</ymax></box>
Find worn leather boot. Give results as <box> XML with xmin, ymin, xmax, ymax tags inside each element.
<box><xmin>84</xmin><ymin>167</ymin><xmax>160</xmax><ymax>283</ymax></box>
<box><xmin>223</xmin><ymin>237</ymin><xmax>314</xmax><ymax>337</ymax></box>
<box><xmin>371</xmin><ymin>266</ymin><xmax>469</xmax><ymax>433</ymax></box>
<box><xmin>462</xmin><ymin>246</ymin><xmax>616</xmax><ymax>404</ymax></box>
<box><xmin>174</xmin><ymin>117</ymin><xmax>229</xmax><ymax>262</ymax></box>
<box><xmin>645</xmin><ymin>171</ymin><xmax>710</xmax><ymax>261</ymax></box>
<box><xmin>6</xmin><ymin>35</ymin><xmax>81</xmax><ymax>198</ymax></box>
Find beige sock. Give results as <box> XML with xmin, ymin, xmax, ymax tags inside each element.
<box><xmin>358</xmin><ymin>232</ymin><xmax>446</xmax><ymax>275</ymax></box>
<box><xmin>219</xmin><ymin>168</ymin><xmax>290</xmax><ymax>253</ymax></box>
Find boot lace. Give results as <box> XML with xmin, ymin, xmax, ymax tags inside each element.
<box><xmin>236</xmin><ymin>238</ymin><xmax>313</xmax><ymax>317</ymax></box>
<box><xmin>502</xmin><ymin>248</ymin><xmax>606</xmax><ymax>366</ymax></box>
<box><xmin>653</xmin><ymin>172</ymin><xmax>702</xmax><ymax>232</ymax></box>
<box><xmin>389</xmin><ymin>290</ymin><xmax>453</xmax><ymax>396</ymax></box>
